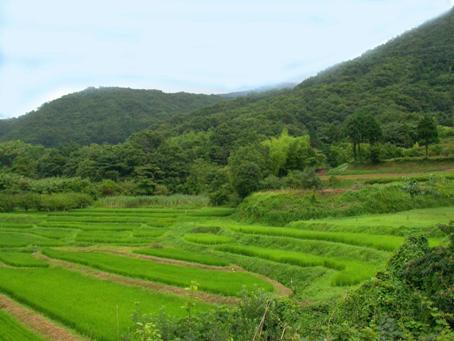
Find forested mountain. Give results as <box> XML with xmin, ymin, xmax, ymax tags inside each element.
<box><xmin>166</xmin><ymin>8</ymin><xmax>454</xmax><ymax>154</ymax></box>
<box><xmin>1</xmin><ymin>10</ymin><xmax>453</xmax><ymax>149</ymax></box>
<box><xmin>0</xmin><ymin>87</ymin><xmax>223</xmax><ymax>146</ymax></box>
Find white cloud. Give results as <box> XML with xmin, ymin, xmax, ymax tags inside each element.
<box><xmin>0</xmin><ymin>0</ymin><xmax>452</xmax><ymax>117</ymax></box>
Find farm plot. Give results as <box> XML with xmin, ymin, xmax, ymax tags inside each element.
<box><xmin>0</xmin><ymin>309</ymin><xmax>44</xmax><ymax>341</ymax></box>
<box><xmin>0</xmin><ymin>205</ymin><xmax>451</xmax><ymax>336</ymax></box>
<box><xmin>43</xmin><ymin>248</ymin><xmax>274</xmax><ymax>296</ymax></box>
<box><xmin>0</xmin><ymin>266</ymin><xmax>210</xmax><ymax>340</ymax></box>
<box><xmin>135</xmin><ymin>247</ymin><xmax>230</xmax><ymax>266</ymax></box>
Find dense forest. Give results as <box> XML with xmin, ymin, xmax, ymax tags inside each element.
<box><xmin>0</xmin><ymin>9</ymin><xmax>453</xmax><ymax>209</ymax></box>
<box><xmin>0</xmin><ymin>88</ymin><xmax>223</xmax><ymax>146</ymax></box>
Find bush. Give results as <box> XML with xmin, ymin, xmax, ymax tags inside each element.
<box><xmin>0</xmin><ymin>192</ymin><xmax>93</xmax><ymax>212</ymax></box>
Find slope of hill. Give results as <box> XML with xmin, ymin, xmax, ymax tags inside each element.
<box><xmin>0</xmin><ymin>87</ymin><xmax>223</xmax><ymax>146</ymax></box>
<box><xmin>1</xmin><ymin>9</ymin><xmax>453</xmax><ymax>149</ymax></box>
<box><xmin>170</xmin><ymin>8</ymin><xmax>454</xmax><ymax>152</ymax></box>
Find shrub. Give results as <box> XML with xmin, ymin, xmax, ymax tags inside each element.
<box><xmin>0</xmin><ymin>192</ymin><xmax>92</xmax><ymax>212</ymax></box>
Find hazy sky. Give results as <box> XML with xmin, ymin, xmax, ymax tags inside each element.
<box><xmin>0</xmin><ymin>0</ymin><xmax>453</xmax><ymax>118</ymax></box>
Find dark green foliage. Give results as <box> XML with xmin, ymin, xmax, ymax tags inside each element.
<box><xmin>0</xmin><ymin>87</ymin><xmax>223</xmax><ymax>146</ymax></box>
<box><xmin>324</xmin><ymin>228</ymin><xmax>454</xmax><ymax>340</ymax></box>
<box><xmin>125</xmin><ymin>290</ymin><xmax>303</xmax><ymax>341</ymax></box>
<box><xmin>417</xmin><ymin>114</ymin><xmax>439</xmax><ymax>157</ymax></box>
<box><xmin>0</xmin><ymin>192</ymin><xmax>93</xmax><ymax>212</ymax></box>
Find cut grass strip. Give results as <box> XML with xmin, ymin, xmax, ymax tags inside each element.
<box><xmin>0</xmin><ymin>267</ymin><xmax>210</xmax><ymax>341</ymax></box>
<box><xmin>229</xmin><ymin>225</ymin><xmax>403</xmax><ymax>251</ymax></box>
<box><xmin>135</xmin><ymin>247</ymin><xmax>230</xmax><ymax>266</ymax></box>
<box><xmin>184</xmin><ymin>233</ymin><xmax>232</xmax><ymax>245</ymax></box>
<box><xmin>218</xmin><ymin>245</ymin><xmax>379</xmax><ymax>286</ymax></box>
<box><xmin>43</xmin><ymin>249</ymin><xmax>273</xmax><ymax>296</ymax></box>
<box><xmin>0</xmin><ymin>309</ymin><xmax>44</xmax><ymax>341</ymax></box>
<box><xmin>0</xmin><ymin>252</ymin><xmax>48</xmax><ymax>268</ymax></box>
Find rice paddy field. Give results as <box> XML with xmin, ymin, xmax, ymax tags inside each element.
<box><xmin>0</xmin><ymin>203</ymin><xmax>452</xmax><ymax>340</ymax></box>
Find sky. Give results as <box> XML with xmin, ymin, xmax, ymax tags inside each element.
<box><xmin>0</xmin><ymin>0</ymin><xmax>453</xmax><ymax>118</ymax></box>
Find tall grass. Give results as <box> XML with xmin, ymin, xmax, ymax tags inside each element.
<box><xmin>95</xmin><ymin>195</ymin><xmax>209</xmax><ymax>208</ymax></box>
<box><xmin>237</xmin><ymin>179</ymin><xmax>454</xmax><ymax>225</ymax></box>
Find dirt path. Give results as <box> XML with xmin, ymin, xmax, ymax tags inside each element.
<box><xmin>0</xmin><ymin>294</ymin><xmax>86</xmax><ymax>341</ymax></box>
<box><xmin>58</xmin><ymin>246</ymin><xmax>293</xmax><ymax>297</ymax></box>
<box><xmin>38</xmin><ymin>253</ymin><xmax>238</xmax><ymax>305</ymax></box>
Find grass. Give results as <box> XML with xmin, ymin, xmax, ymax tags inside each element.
<box><xmin>0</xmin><ymin>309</ymin><xmax>44</xmax><ymax>341</ymax></box>
<box><xmin>95</xmin><ymin>194</ymin><xmax>210</xmax><ymax>208</ymax></box>
<box><xmin>289</xmin><ymin>206</ymin><xmax>454</xmax><ymax>237</ymax></box>
<box><xmin>75</xmin><ymin>229</ymin><xmax>163</xmax><ymax>244</ymax></box>
<box><xmin>43</xmin><ymin>249</ymin><xmax>274</xmax><ymax>296</ymax></box>
<box><xmin>218</xmin><ymin>245</ymin><xmax>379</xmax><ymax>286</ymax></box>
<box><xmin>135</xmin><ymin>247</ymin><xmax>230</xmax><ymax>266</ymax></box>
<box><xmin>0</xmin><ymin>266</ymin><xmax>210</xmax><ymax>341</ymax></box>
<box><xmin>184</xmin><ymin>233</ymin><xmax>233</xmax><ymax>245</ymax></box>
<box><xmin>0</xmin><ymin>251</ymin><xmax>48</xmax><ymax>267</ymax></box>
<box><xmin>229</xmin><ymin>225</ymin><xmax>404</xmax><ymax>251</ymax></box>
<box><xmin>237</xmin><ymin>177</ymin><xmax>454</xmax><ymax>225</ymax></box>
<box><xmin>0</xmin><ymin>232</ymin><xmax>64</xmax><ymax>247</ymax></box>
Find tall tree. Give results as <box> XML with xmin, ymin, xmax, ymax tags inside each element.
<box><xmin>417</xmin><ymin>115</ymin><xmax>438</xmax><ymax>158</ymax></box>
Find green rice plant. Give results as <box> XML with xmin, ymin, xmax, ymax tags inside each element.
<box><xmin>0</xmin><ymin>232</ymin><xmax>64</xmax><ymax>247</ymax></box>
<box><xmin>43</xmin><ymin>249</ymin><xmax>273</xmax><ymax>296</ymax></box>
<box><xmin>39</xmin><ymin>221</ymin><xmax>143</xmax><ymax>231</ymax></box>
<box><xmin>0</xmin><ymin>267</ymin><xmax>209</xmax><ymax>340</ymax></box>
<box><xmin>135</xmin><ymin>247</ymin><xmax>230</xmax><ymax>266</ymax></box>
<box><xmin>184</xmin><ymin>233</ymin><xmax>233</xmax><ymax>245</ymax></box>
<box><xmin>0</xmin><ymin>309</ymin><xmax>44</xmax><ymax>341</ymax></box>
<box><xmin>218</xmin><ymin>245</ymin><xmax>378</xmax><ymax>286</ymax></box>
<box><xmin>46</xmin><ymin>215</ymin><xmax>175</xmax><ymax>226</ymax></box>
<box><xmin>0</xmin><ymin>251</ymin><xmax>48</xmax><ymax>267</ymax></box>
<box><xmin>29</xmin><ymin>227</ymin><xmax>77</xmax><ymax>240</ymax></box>
<box><xmin>289</xmin><ymin>206</ymin><xmax>454</xmax><ymax>237</ymax></box>
<box><xmin>0</xmin><ymin>222</ymin><xmax>35</xmax><ymax>229</ymax></box>
<box><xmin>132</xmin><ymin>229</ymin><xmax>165</xmax><ymax>238</ymax></box>
<box><xmin>75</xmin><ymin>230</ymin><xmax>158</xmax><ymax>244</ymax></box>
<box><xmin>229</xmin><ymin>225</ymin><xmax>404</xmax><ymax>251</ymax></box>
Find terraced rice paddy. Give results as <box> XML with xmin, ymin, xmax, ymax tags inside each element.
<box><xmin>0</xmin><ymin>206</ymin><xmax>451</xmax><ymax>340</ymax></box>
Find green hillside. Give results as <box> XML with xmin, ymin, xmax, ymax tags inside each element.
<box><xmin>1</xmin><ymin>10</ymin><xmax>453</xmax><ymax>150</ymax></box>
<box><xmin>0</xmin><ymin>87</ymin><xmax>223</xmax><ymax>146</ymax></box>
<box><xmin>167</xmin><ymin>8</ymin><xmax>454</xmax><ymax>157</ymax></box>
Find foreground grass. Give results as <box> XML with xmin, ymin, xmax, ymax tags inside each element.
<box><xmin>0</xmin><ymin>309</ymin><xmax>43</xmax><ymax>341</ymax></box>
<box><xmin>43</xmin><ymin>249</ymin><xmax>273</xmax><ymax>296</ymax></box>
<box><xmin>0</xmin><ymin>267</ymin><xmax>209</xmax><ymax>340</ymax></box>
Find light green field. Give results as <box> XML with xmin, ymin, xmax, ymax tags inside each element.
<box><xmin>43</xmin><ymin>248</ymin><xmax>273</xmax><ymax>296</ymax></box>
<box><xmin>0</xmin><ymin>205</ymin><xmax>451</xmax><ymax>337</ymax></box>
<box><xmin>0</xmin><ymin>309</ymin><xmax>43</xmax><ymax>341</ymax></box>
<box><xmin>289</xmin><ymin>207</ymin><xmax>453</xmax><ymax>236</ymax></box>
<box><xmin>0</xmin><ymin>251</ymin><xmax>48</xmax><ymax>267</ymax></box>
<box><xmin>135</xmin><ymin>247</ymin><xmax>230</xmax><ymax>266</ymax></box>
<box><xmin>0</xmin><ymin>267</ymin><xmax>210</xmax><ymax>340</ymax></box>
